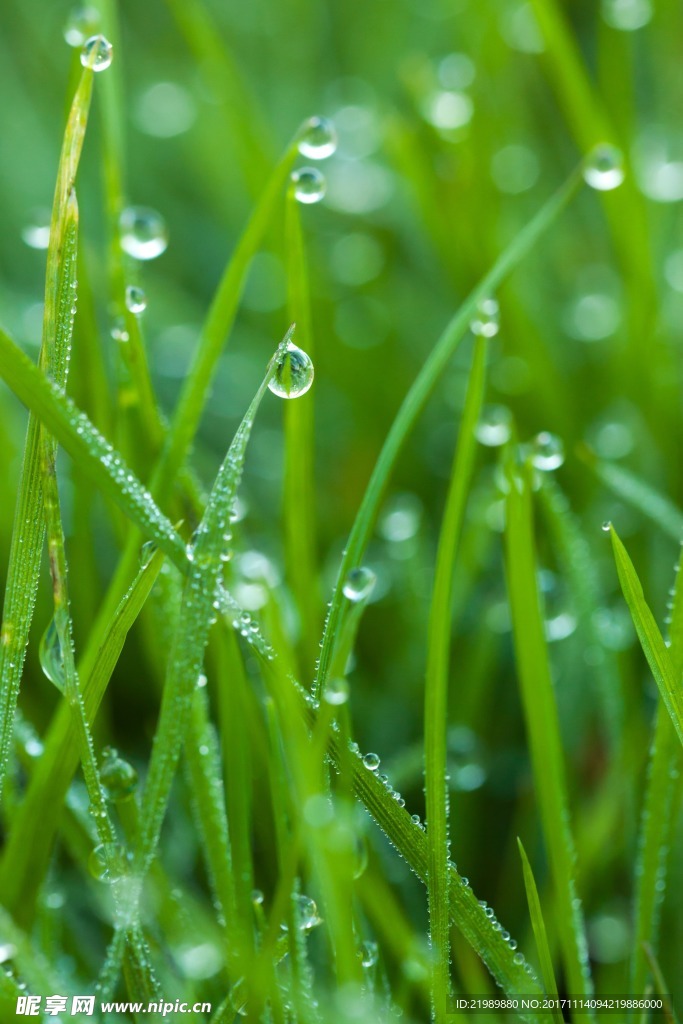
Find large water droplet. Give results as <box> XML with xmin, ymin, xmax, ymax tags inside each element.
<box><xmin>39</xmin><ymin>619</ymin><xmax>66</xmax><ymax>693</ymax></box>
<box><xmin>476</xmin><ymin>405</ymin><xmax>512</xmax><ymax>447</ymax></box>
<box><xmin>359</xmin><ymin>940</ymin><xmax>378</xmax><ymax>968</ymax></box>
<box><xmin>601</xmin><ymin>520</ymin><xmax>612</xmax><ymax>533</ymax></box>
<box><xmin>119</xmin><ymin>206</ymin><xmax>168</xmax><ymax>260</ymax></box>
<box><xmin>363</xmin><ymin>752</ymin><xmax>380</xmax><ymax>771</ymax></box>
<box><xmin>100</xmin><ymin>747</ymin><xmax>138</xmax><ymax>802</ymax></box>
<box><xmin>80</xmin><ymin>34</ymin><xmax>113</xmax><ymax>72</ymax></box>
<box><xmin>298</xmin><ymin>116</ymin><xmax>338</xmax><ymax>159</ymax></box>
<box><xmin>64</xmin><ymin>6</ymin><xmax>100</xmax><ymax>47</ymax></box>
<box><xmin>530</xmin><ymin>431</ymin><xmax>564</xmax><ymax>471</ymax></box>
<box><xmin>295</xmin><ymin>894</ymin><xmax>322</xmax><ymax>931</ymax></box>
<box><xmin>342</xmin><ymin>567</ymin><xmax>376</xmax><ymax>602</ymax></box>
<box><xmin>323</xmin><ymin>677</ymin><xmax>349</xmax><ymax>706</ymax></box>
<box><xmin>470</xmin><ymin>297</ymin><xmax>500</xmax><ymax>337</ymax></box>
<box><xmin>125</xmin><ymin>285</ymin><xmax>147</xmax><ymax>314</ymax></box>
<box><xmin>88</xmin><ymin>843</ymin><xmax>129</xmax><ymax>882</ymax></box>
<box><xmin>291</xmin><ymin>167</ymin><xmax>326</xmax><ymax>204</ymax></box>
<box><xmin>268</xmin><ymin>342</ymin><xmax>314</xmax><ymax>399</ymax></box>
<box><xmin>583</xmin><ymin>144</ymin><xmax>625</xmax><ymax>191</ymax></box>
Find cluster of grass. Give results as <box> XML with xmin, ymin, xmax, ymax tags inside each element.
<box><xmin>0</xmin><ymin>0</ymin><xmax>682</xmax><ymax>1022</ymax></box>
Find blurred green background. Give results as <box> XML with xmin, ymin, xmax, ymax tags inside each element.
<box><xmin>1</xmin><ymin>0</ymin><xmax>682</xmax><ymax>1012</ymax></box>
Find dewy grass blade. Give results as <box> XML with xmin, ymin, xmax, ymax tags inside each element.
<box><xmin>517</xmin><ymin>839</ymin><xmax>563</xmax><ymax>1024</ymax></box>
<box><xmin>609</xmin><ymin>525</ymin><xmax>683</xmax><ymax>745</ymax></box>
<box><xmin>0</xmin><ymin>65</ymin><xmax>94</xmax><ymax>799</ymax></box>
<box><xmin>313</xmin><ymin>167</ymin><xmax>582</xmax><ymax>699</ymax></box>
<box><xmin>504</xmin><ymin>458</ymin><xmax>594</xmax><ymax>1006</ymax></box>
<box><xmin>424</xmin><ymin>335</ymin><xmax>487</xmax><ymax>1022</ymax></box>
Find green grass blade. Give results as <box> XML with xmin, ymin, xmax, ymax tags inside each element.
<box><xmin>609</xmin><ymin>525</ymin><xmax>683</xmax><ymax>745</ymax></box>
<box><xmin>313</xmin><ymin>167</ymin><xmax>581</xmax><ymax>698</ymax></box>
<box><xmin>516</xmin><ymin>839</ymin><xmax>563</xmax><ymax>1024</ymax></box>
<box><xmin>504</xmin><ymin>458</ymin><xmax>593</xmax><ymax>1003</ymax></box>
<box><xmin>424</xmin><ymin>335</ymin><xmax>487</xmax><ymax>1021</ymax></box>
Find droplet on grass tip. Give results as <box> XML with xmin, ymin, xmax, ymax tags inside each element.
<box><xmin>100</xmin><ymin>747</ymin><xmax>138</xmax><ymax>802</ymax></box>
<box><xmin>298</xmin><ymin>116</ymin><xmax>338</xmax><ymax>159</ymax></box>
<box><xmin>342</xmin><ymin>566</ymin><xmax>376</xmax><ymax>602</ymax></box>
<box><xmin>530</xmin><ymin>431</ymin><xmax>564</xmax><ymax>471</ymax></box>
<box><xmin>291</xmin><ymin>167</ymin><xmax>326</xmax><ymax>204</ymax></box>
<box><xmin>251</xmin><ymin>889</ymin><xmax>264</xmax><ymax>906</ymax></box>
<box><xmin>80</xmin><ymin>34</ymin><xmax>113</xmax><ymax>72</ymax></box>
<box><xmin>470</xmin><ymin>296</ymin><xmax>500</xmax><ymax>337</ymax></box>
<box><xmin>268</xmin><ymin>342</ymin><xmax>314</xmax><ymax>399</ymax></box>
<box><xmin>359</xmin><ymin>941</ymin><xmax>378</xmax><ymax>968</ymax></box>
<box><xmin>583</xmin><ymin>144</ymin><xmax>625</xmax><ymax>191</ymax></box>
<box><xmin>476</xmin><ymin>405</ymin><xmax>512</xmax><ymax>447</ymax></box>
<box><xmin>602</xmin><ymin>520</ymin><xmax>612</xmax><ymax>532</ymax></box>
<box><xmin>323</xmin><ymin>677</ymin><xmax>350</xmax><ymax>706</ymax></box>
<box><xmin>125</xmin><ymin>285</ymin><xmax>147</xmax><ymax>314</ymax></box>
<box><xmin>39</xmin><ymin>619</ymin><xmax>66</xmax><ymax>693</ymax></box>
<box><xmin>119</xmin><ymin>206</ymin><xmax>168</xmax><ymax>260</ymax></box>
<box><xmin>362</xmin><ymin>752</ymin><xmax>380</xmax><ymax>771</ymax></box>
<box><xmin>64</xmin><ymin>6</ymin><xmax>100</xmax><ymax>47</ymax></box>
<box><xmin>139</xmin><ymin>539</ymin><xmax>157</xmax><ymax>567</ymax></box>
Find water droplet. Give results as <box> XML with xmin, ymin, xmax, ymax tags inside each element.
<box><xmin>583</xmin><ymin>144</ymin><xmax>625</xmax><ymax>191</ymax></box>
<box><xmin>100</xmin><ymin>747</ymin><xmax>138</xmax><ymax>801</ymax></box>
<box><xmin>323</xmin><ymin>677</ymin><xmax>349</xmax><ymax>706</ymax></box>
<box><xmin>342</xmin><ymin>566</ymin><xmax>376</xmax><ymax>602</ymax></box>
<box><xmin>39</xmin><ymin>619</ymin><xmax>66</xmax><ymax>693</ymax></box>
<box><xmin>476</xmin><ymin>405</ymin><xmax>512</xmax><ymax>447</ymax></box>
<box><xmin>80</xmin><ymin>34</ymin><xmax>113</xmax><ymax>72</ymax></box>
<box><xmin>197</xmin><ymin>672</ymin><xmax>208</xmax><ymax>689</ymax></box>
<box><xmin>0</xmin><ymin>943</ymin><xmax>17</xmax><ymax>965</ymax></box>
<box><xmin>119</xmin><ymin>206</ymin><xmax>169</xmax><ymax>260</ymax></box>
<box><xmin>64</xmin><ymin>6</ymin><xmax>100</xmax><ymax>46</ymax></box>
<box><xmin>411</xmin><ymin>814</ymin><xmax>421</xmax><ymax>826</ymax></box>
<box><xmin>268</xmin><ymin>341</ymin><xmax>314</xmax><ymax>399</ymax></box>
<box><xmin>298</xmin><ymin>116</ymin><xmax>338</xmax><ymax>159</ymax></box>
<box><xmin>359</xmin><ymin>940</ymin><xmax>378</xmax><ymax>968</ymax></box>
<box><xmin>88</xmin><ymin>843</ymin><xmax>129</xmax><ymax>882</ymax></box>
<box><xmin>251</xmin><ymin>889</ymin><xmax>264</xmax><ymax>906</ymax></box>
<box><xmin>363</xmin><ymin>752</ymin><xmax>380</xmax><ymax>771</ymax></box>
<box><xmin>530</xmin><ymin>431</ymin><xmax>564</xmax><ymax>471</ymax></box>
<box><xmin>139</xmin><ymin>540</ymin><xmax>157</xmax><ymax>567</ymax></box>
<box><xmin>295</xmin><ymin>894</ymin><xmax>322</xmax><ymax>931</ymax></box>
<box><xmin>513</xmin><ymin>952</ymin><xmax>525</xmax><ymax>966</ymax></box>
<box><xmin>470</xmin><ymin>297</ymin><xmax>500</xmax><ymax>337</ymax></box>
<box><xmin>291</xmin><ymin>167</ymin><xmax>326</xmax><ymax>204</ymax></box>
<box><xmin>230</xmin><ymin>978</ymin><xmax>248</xmax><ymax>1017</ymax></box>
<box><xmin>125</xmin><ymin>285</ymin><xmax>147</xmax><ymax>314</ymax></box>
<box><xmin>601</xmin><ymin>0</ymin><xmax>652</xmax><ymax>31</ymax></box>
<box><xmin>602</xmin><ymin>521</ymin><xmax>612</xmax><ymax>532</ymax></box>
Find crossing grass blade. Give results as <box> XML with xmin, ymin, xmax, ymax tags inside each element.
<box><xmin>517</xmin><ymin>839</ymin><xmax>563</xmax><ymax>1024</ymax></box>
<box><xmin>313</xmin><ymin>167</ymin><xmax>582</xmax><ymax>699</ymax></box>
<box><xmin>609</xmin><ymin>525</ymin><xmax>683</xmax><ymax>745</ymax></box>
<box><xmin>424</xmin><ymin>335</ymin><xmax>487</xmax><ymax>1021</ymax></box>
<box><xmin>504</xmin><ymin>457</ymin><xmax>594</xmax><ymax>1006</ymax></box>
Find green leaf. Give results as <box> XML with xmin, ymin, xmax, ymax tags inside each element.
<box><xmin>517</xmin><ymin>839</ymin><xmax>564</xmax><ymax>1024</ymax></box>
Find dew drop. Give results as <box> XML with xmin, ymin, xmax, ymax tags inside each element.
<box><xmin>602</xmin><ymin>520</ymin><xmax>612</xmax><ymax>533</ymax></box>
<box><xmin>359</xmin><ymin>940</ymin><xmax>378</xmax><ymax>968</ymax></box>
<box><xmin>470</xmin><ymin>297</ymin><xmax>500</xmax><ymax>338</ymax></box>
<box><xmin>363</xmin><ymin>752</ymin><xmax>380</xmax><ymax>771</ymax></box>
<box><xmin>100</xmin><ymin>747</ymin><xmax>138</xmax><ymax>802</ymax></box>
<box><xmin>125</xmin><ymin>285</ymin><xmax>147</xmax><ymax>314</ymax></box>
<box><xmin>268</xmin><ymin>341</ymin><xmax>314</xmax><ymax>399</ymax></box>
<box><xmin>530</xmin><ymin>431</ymin><xmax>564</xmax><ymax>471</ymax></box>
<box><xmin>120</xmin><ymin>206</ymin><xmax>169</xmax><ymax>260</ymax></box>
<box><xmin>229</xmin><ymin>978</ymin><xmax>248</xmax><ymax>1017</ymax></box>
<box><xmin>298</xmin><ymin>116</ymin><xmax>338</xmax><ymax>160</ymax></box>
<box><xmin>80</xmin><ymin>34</ymin><xmax>113</xmax><ymax>72</ymax></box>
<box><xmin>88</xmin><ymin>843</ymin><xmax>129</xmax><ymax>882</ymax></box>
<box><xmin>39</xmin><ymin>619</ymin><xmax>66</xmax><ymax>693</ymax></box>
<box><xmin>64</xmin><ymin>6</ymin><xmax>100</xmax><ymax>47</ymax></box>
<box><xmin>291</xmin><ymin>167</ymin><xmax>326</xmax><ymax>204</ymax></box>
<box><xmin>476</xmin><ymin>405</ymin><xmax>512</xmax><ymax>447</ymax></box>
<box><xmin>251</xmin><ymin>889</ymin><xmax>264</xmax><ymax>906</ymax></box>
<box><xmin>583</xmin><ymin>144</ymin><xmax>625</xmax><ymax>191</ymax></box>
<box><xmin>513</xmin><ymin>952</ymin><xmax>525</xmax><ymax>966</ymax></box>
<box><xmin>295</xmin><ymin>894</ymin><xmax>322</xmax><ymax>931</ymax></box>
<box><xmin>323</xmin><ymin>677</ymin><xmax>350</xmax><ymax>706</ymax></box>
<box><xmin>342</xmin><ymin>566</ymin><xmax>376</xmax><ymax>602</ymax></box>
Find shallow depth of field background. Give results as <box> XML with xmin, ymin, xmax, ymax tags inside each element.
<box><xmin>0</xmin><ymin>0</ymin><xmax>682</xmax><ymax>1014</ymax></box>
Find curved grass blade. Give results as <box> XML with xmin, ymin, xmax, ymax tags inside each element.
<box><xmin>640</xmin><ymin>944</ymin><xmax>678</xmax><ymax>1024</ymax></box>
<box><xmin>581</xmin><ymin>450</ymin><xmax>683</xmax><ymax>543</ymax></box>
<box><xmin>0</xmin><ymin>65</ymin><xmax>95</xmax><ymax>799</ymax></box>
<box><xmin>504</xmin><ymin>458</ymin><xmax>594</xmax><ymax>1006</ymax></box>
<box><xmin>516</xmin><ymin>839</ymin><xmax>563</xmax><ymax>1024</ymax></box>
<box><xmin>424</xmin><ymin>335</ymin><xmax>487</xmax><ymax>1021</ymax></box>
<box><xmin>313</xmin><ymin>167</ymin><xmax>582</xmax><ymax>699</ymax></box>
<box><xmin>609</xmin><ymin>525</ymin><xmax>683</xmax><ymax>745</ymax></box>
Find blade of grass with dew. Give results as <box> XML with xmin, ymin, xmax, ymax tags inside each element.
<box><xmin>133</xmin><ymin>335</ymin><xmax>290</xmax><ymax>882</ymax></box>
<box><xmin>0</xmin><ymin>65</ymin><xmax>94</xmax><ymax>800</ymax></box>
<box><xmin>313</xmin><ymin>167</ymin><xmax>582</xmax><ymax>699</ymax></box>
<box><xmin>0</xmin><ymin>549</ymin><xmax>164</xmax><ymax>922</ymax></box>
<box><xmin>504</xmin><ymin>457</ymin><xmax>594</xmax><ymax>1005</ymax></box>
<box><xmin>284</xmin><ymin>185</ymin><xmax>320</xmax><ymax>679</ymax></box>
<box><xmin>581</xmin><ymin>451</ymin><xmax>683</xmax><ymax>543</ymax></box>
<box><xmin>516</xmin><ymin>839</ymin><xmax>563</xmax><ymax>1024</ymax></box>
<box><xmin>424</xmin><ymin>334</ymin><xmax>487</xmax><ymax>1022</ymax></box>
<box><xmin>631</xmin><ymin>542</ymin><xmax>683</xmax><ymax>993</ymax></box>
<box><xmin>609</xmin><ymin>525</ymin><xmax>683</xmax><ymax>745</ymax></box>
<box><xmin>537</xmin><ymin>476</ymin><xmax>624</xmax><ymax>751</ymax></box>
